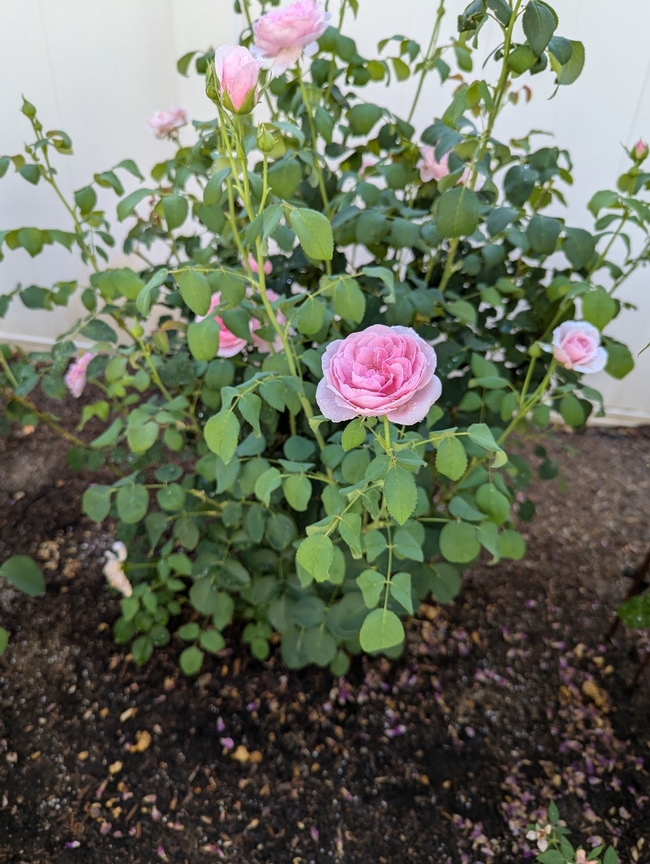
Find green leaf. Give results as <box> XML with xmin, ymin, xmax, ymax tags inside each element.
<box><xmin>439</xmin><ymin>521</ymin><xmax>480</xmax><ymax>563</ymax></box>
<box><xmin>429</xmin><ymin>562</ymin><xmax>462</xmax><ymax>603</ymax></box>
<box><xmin>393</xmin><ymin>528</ymin><xmax>424</xmax><ymax>562</ymax></box>
<box><xmin>617</xmin><ymin>593</ymin><xmax>650</xmax><ymax>629</ymax></box>
<box><xmin>487</xmin><ymin>207</ymin><xmax>518</xmax><ymax>236</ymax></box>
<box><xmin>127</xmin><ymin>421</ymin><xmax>159</xmax><ymax>454</ymax></box>
<box><xmin>178</xmin><ymin>622</ymin><xmax>200</xmax><ymax>641</ymax></box>
<box><xmin>390</xmin><ymin>572</ymin><xmax>414</xmax><ymax>614</ymax></box>
<box><xmin>359</xmin><ymin>608</ymin><xmax>405</xmax><ymax>652</ymax></box>
<box><xmin>255</xmin><ymin>467</ymin><xmax>282</xmax><ymax>507</ymax></box>
<box><xmin>82</xmin><ymin>485</ymin><xmax>112</xmax><ymax>521</ymax></box>
<box><xmin>559</xmin><ymin>394</ymin><xmax>586</xmax><ymax>427</ymax></box>
<box><xmin>178</xmin><ymin>269</ymin><xmax>211</xmax><ymax>316</ymax></box>
<box><xmin>487</xmin><ymin>0</ymin><xmax>511</xmax><ymax>25</ymax></box>
<box><xmin>157</xmin><ymin>483</ymin><xmax>187</xmax><ymax>512</ymax></box>
<box><xmin>116</xmin><ymin>483</ymin><xmax>149</xmax><ymax>524</ymax></box>
<box><xmin>295</xmin><ymin>297</ymin><xmax>326</xmax><ymax>335</ymax></box>
<box><xmin>347</xmin><ymin>103</ymin><xmax>383</xmax><ymax>136</ymax></box>
<box><xmin>338</xmin><ymin>512</ymin><xmax>363</xmax><ymax>557</ymax></box>
<box><xmin>0</xmin><ymin>555</ymin><xmax>46</xmax><ymax>596</ymax></box>
<box><xmin>90</xmin><ymin>418</ymin><xmax>123</xmax><ymax>449</ymax></box>
<box><xmin>200</xmin><ymin>628</ymin><xmax>225</xmax><ymax>654</ymax></box>
<box><xmin>356</xmin><ymin>569</ymin><xmax>385</xmax><ymax>608</ymax></box>
<box><xmin>507</xmin><ymin>44</ymin><xmax>538</xmax><ymax>74</ymax></box>
<box><xmin>435</xmin><ymin>187</ymin><xmax>480</xmax><ymax>238</ymax></box>
<box><xmin>75</xmin><ymin>185</ymin><xmax>98</xmax><ymax>214</ymax></box>
<box><xmin>582</xmin><ymin>288</ymin><xmax>616</xmax><ymax>330</ymax></box>
<box><xmin>435</xmin><ymin>436</ymin><xmax>467</xmax><ymax>481</ymax></box>
<box><xmin>136</xmin><ymin>268</ymin><xmax>168</xmax><ymax>316</ymax></box>
<box><xmin>556</xmin><ymin>40</ymin><xmax>585</xmax><ymax>86</ymax></box>
<box><xmin>526</xmin><ymin>214</ymin><xmax>561</xmax><ymax>255</ymax></box>
<box><xmin>548</xmin><ymin>35</ymin><xmax>573</xmax><ymax>65</ymax></box>
<box><xmin>384</xmin><ymin>465</ymin><xmax>417</xmax><ymax>525</ymax></box>
<box><xmin>522</xmin><ymin>0</ymin><xmax>556</xmax><ymax>56</ymax></box>
<box><xmin>0</xmin><ymin>627</ymin><xmax>8</xmax><ymax>655</ymax></box>
<box><xmin>205</xmin><ymin>410</ymin><xmax>240</xmax><ymax>464</ymax></box>
<box><xmin>562</xmin><ymin>227</ymin><xmax>596</xmax><ymax>269</ymax></box>
<box><xmin>341</xmin><ymin>418</ymin><xmax>366</xmax><ymax>451</ymax></box>
<box><xmin>117</xmin><ymin>188</ymin><xmax>154</xmax><ymax>221</ymax></box>
<box><xmin>187</xmin><ymin>316</ymin><xmax>220</xmax><ymax>361</ymax></box>
<box><xmin>475</xmin><ymin>483</ymin><xmax>510</xmax><ymax>524</ymax></box>
<box><xmin>239</xmin><ymin>392</ymin><xmax>262</xmax><ymax>436</ymax></box>
<box><xmin>334</xmin><ymin>277</ymin><xmax>366</xmax><ymax>323</ymax></box>
<box><xmin>268</xmin><ymin>158</ymin><xmax>302</xmax><ymax>198</ymax></box>
<box><xmin>466</xmin><ymin>422</ymin><xmax>500</xmax><ymax>452</ymax></box>
<box><xmin>163</xmin><ymin>194</ymin><xmax>189</xmax><ymax>231</ymax></box>
<box><xmin>605</xmin><ymin>340</ymin><xmax>634</xmax><ymax>380</ymax></box>
<box><xmin>296</xmin><ymin>534</ymin><xmax>335</xmax><ymax>583</ymax></box>
<box><xmin>499</xmin><ymin>529</ymin><xmax>526</xmax><ymax>560</ymax></box>
<box><xmin>603</xmin><ymin>849</ymin><xmax>618</xmax><ymax>864</ymax></box>
<box><xmin>283</xmin><ymin>474</ymin><xmax>312</xmax><ymax>512</ymax></box>
<box><xmin>179</xmin><ymin>645</ymin><xmax>204</xmax><ymax>676</ymax></box>
<box><xmin>289</xmin><ymin>208</ymin><xmax>334</xmax><ymax>260</ymax></box>
<box><xmin>80</xmin><ymin>319</ymin><xmax>117</xmax><ymax>343</ymax></box>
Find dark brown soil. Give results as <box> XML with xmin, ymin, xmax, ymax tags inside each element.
<box><xmin>2</xmin><ymin>411</ymin><xmax>650</xmax><ymax>864</ymax></box>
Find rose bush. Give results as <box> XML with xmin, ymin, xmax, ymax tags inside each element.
<box><xmin>0</xmin><ymin>0</ymin><xmax>644</xmax><ymax>671</ymax></box>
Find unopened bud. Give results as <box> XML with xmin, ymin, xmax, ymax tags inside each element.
<box><xmin>256</xmin><ymin>125</ymin><xmax>276</xmax><ymax>154</ymax></box>
<box><xmin>633</xmin><ymin>139</ymin><xmax>649</xmax><ymax>162</ymax></box>
<box><xmin>131</xmin><ymin>323</ymin><xmax>145</xmax><ymax>338</ymax></box>
<box><xmin>205</xmin><ymin>63</ymin><xmax>219</xmax><ymax>105</ymax></box>
<box><xmin>21</xmin><ymin>98</ymin><xmax>36</xmax><ymax>119</ymax></box>
<box><xmin>528</xmin><ymin>342</ymin><xmax>542</xmax><ymax>358</ymax></box>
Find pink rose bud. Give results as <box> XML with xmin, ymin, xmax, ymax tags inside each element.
<box><xmin>247</xmin><ymin>253</ymin><xmax>273</xmax><ymax>276</ymax></box>
<box><xmin>214</xmin><ymin>46</ymin><xmax>263</xmax><ymax>115</ymax></box>
<box><xmin>63</xmin><ymin>351</ymin><xmax>94</xmax><ymax>398</ymax></box>
<box><xmin>196</xmin><ymin>292</ymin><xmax>249</xmax><ymax>357</ymax></box>
<box><xmin>147</xmin><ymin>107</ymin><xmax>188</xmax><ymax>139</ymax></box>
<box><xmin>417</xmin><ymin>145</ymin><xmax>469</xmax><ymax>184</ymax></box>
<box><xmin>551</xmin><ymin>320</ymin><xmax>608</xmax><ymax>374</ymax></box>
<box><xmin>633</xmin><ymin>139</ymin><xmax>649</xmax><ymax>162</ymax></box>
<box><xmin>316</xmin><ymin>324</ymin><xmax>442</xmax><ymax>425</ymax></box>
<box><xmin>252</xmin><ymin>0</ymin><xmax>331</xmax><ymax>71</ymax></box>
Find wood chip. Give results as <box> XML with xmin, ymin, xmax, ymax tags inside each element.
<box><xmin>129</xmin><ymin>730</ymin><xmax>152</xmax><ymax>753</ymax></box>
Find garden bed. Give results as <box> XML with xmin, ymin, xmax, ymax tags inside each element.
<box><xmin>1</xmin><ymin>412</ymin><xmax>650</xmax><ymax>863</ymax></box>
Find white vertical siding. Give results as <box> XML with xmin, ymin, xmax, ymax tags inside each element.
<box><xmin>1</xmin><ymin>0</ymin><xmax>649</xmax><ymax>421</ymax></box>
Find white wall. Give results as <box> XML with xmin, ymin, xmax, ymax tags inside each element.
<box><xmin>1</xmin><ymin>0</ymin><xmax>649</xmax><ymax>422</ymax></box>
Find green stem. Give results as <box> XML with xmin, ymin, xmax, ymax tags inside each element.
<box><xmin>438</xmin><ymin>238</ymin><xmax>460</xmax><ymax>293</ymax></box>
<box><xmin>519</xmin><ymin>355</ymin><xmax>537</xmax><ymax>407</ymax></box>
<box><xmin>296</xmin><ymin>63</ymin><xmax>332</xmax><ymax>221</ymax></box>
<box><xmin>0</xmin><ymin>352</ymin><xmax>19</xmax><ymax>389</ymax></box>
<box><xmin>588</xmin><ymin>211</ymin><xmax>629</xmax><ymax>280</ymax></box>
<box><xmin>407</xmin><ymin>0</ymin><xmax>446</xmax><ymax>124</ymax></box>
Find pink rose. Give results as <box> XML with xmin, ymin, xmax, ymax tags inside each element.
<box><xmin>633</xmin><ymin>139</ymin><xmax>649</xmax><ymax>161</ymax></box>
<box><xmin>197</xmin><ymin>293</ymin><xmax>249</xmax><ymax>358</ymax></box>
<box><xmin>551</xmin><ymin>320</ymin><xmax>608</xmax><ymax>374</ymax></box>
<box><xmin>417</xmin><ymin>146</ymin><xmax>469</xmax><ymax>184</ymax></box>
<box><xmin>64</xmin><ymin>351</ymin><xmax>94</xmax><ymax>398</ymax></box>
<box><xmin>147</xmin><ymin>107</ymin><xmax>188</xmax><ymax>139</ymax></box>
<box><xmin>316</xmin><ymin>324</ymin><xmax>442</xmax><ymax>425</ymax></box>
<box><xmin>252</xmin><ymin>0</ymin><xmax>331</xmax><ymax>71</ymax></box>
<box><xmin>247</xmin><ymin>253</ymin><xmax>273</xmax><ymax>276</ymax></box>
<box><xmin>250</xmin><ymin>288</ymin><xmax>285</xmax><ymax>353</ymax></box>
<box><xmin>214</xmin><ymin>46</ymin><xmax>263</xmax><ymax>114</ymax></box>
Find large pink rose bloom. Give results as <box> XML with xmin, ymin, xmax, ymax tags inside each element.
<box><xmin>417</xmin><ymin>145</ymin><xmax>469</xmax><ymax>184</ymax></box>
<box><xmin>197</xmin><ymin>293</ymin><xmax>249</xmax><ymax>358</ymax></box>
<box><xmin>252</xmin><ymin>0</ymin><xmax>331</xmax><ymax>71</ymax></box>
<box><xmin>551</xmin><ymin>320</ymin><xmax>608</xmax><ymax>374</ymax></box>
<box><xmin>316</xmin><ymin>325</ymin><xmax>442</xmax><ymax>425</ymax></box>
<box><xmin>214</xmin><ymin>46</ymin><xmax>263</xmax><ymax>114</ymax></box>
<box><xmin>64</xmin><ymin>351</ymin><xmax>94</xmax><ymax>398</ymax></box>
<box><xmin>147</xmin><ymin>107</ymin><xmax>187</xmax><ymax>139</ymax></box>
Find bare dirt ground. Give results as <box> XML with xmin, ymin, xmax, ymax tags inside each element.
<box><xmin>1</xmin><ymin>417</ymin><xmax>650</xmax><ymax>864</ymax></box>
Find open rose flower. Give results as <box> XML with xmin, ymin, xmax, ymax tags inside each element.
<box><xmin>103</xmin><ymin>541</ymin><xmax>132</xmax><ymax>598</ymax></box>
<box><xmin>316</xmin><ymin>324</ymin><xmax>441</xmax><ymax>425</ymax></box>
<box><xmin>197</xmin><ymin>293</ymin><xmax>249</xmax><ymax>357</ymax></box>
<box><xmin>551</xmin><ymin>320</ymin><xmax>607</xmax><ymax>374</ymax></box>
<box><xmin>417</xmin><ymin>145</ymin><xmax>469</xmax><ymax>184</ymax></box>
<box><xmin>147</xmin><ymin>107</ymin><xmax>187</xmax><ymax>139</ymax></box>
<box><xmin>64</xmin><ymin>351</ymin><xmax>94</xmax><ymax>398</ymax></box>
<box><xmin>214</xmin><ymin>46</ymin><xmax>263</xmax><ymax>114</ymax></box>
<box><xmin>252</xmin><ymin>0</ymin><xmax>331</xmax><ymax>71</ymax></box>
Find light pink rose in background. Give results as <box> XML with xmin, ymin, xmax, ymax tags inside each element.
<box><xmin>147</xmin><ymin>107</ymin><xmax>188</xmax><ymax>139</ymax></box>
<box><xmin>103</xmin><ymin>542</ymin><xmax>132</xmax><ymax>598</ymax></box>
<box><xmin>247</xmin><ymin>253</ymin><xmax>273</xmax><ymax>276</ymax></box>
<box><xmin>417</xmin><ymin>146</ymin><xmax>470</xmax><ymax>184</ymax></box>
<box><xmin>551</xmin><ymin>320</ymin><xmax>608</xmax><ymax>374</ymax></box>
<box><xmin>634</xmin><ymin>138</ymin><xmax>649</xmax><ymax>161</ymax></box>
<box><xmin>250</xmin><ymin>288</ymin><xmax>285</xmax><ymax>353</ymax></box>
<box><xmin>575</xmin><ymin>851</ymin><xmax>598</xmax><ymax>864</ymax></box>
<box><xmin>316</xmin><ymin>324</ymin><xmax>442</xmax><ymax>425</ymax></box>
<box><xmin>197</xmin><ymin>293</ymin><xmax>249</xmax><ymax>357</ymax></box>
<box><xmin>64</xmin><ymin>351</ymin><xmax>94</xmax><ymax>398</ymax></box>
<box><xmin>252</xmin><ymin>0</ymin><xmax>331</xmax><ymax>71</ymax></box>
<box><xmin>214</xmin><ymin>46</ymin><xmax>263</xmax><ymax>114</ymax></box>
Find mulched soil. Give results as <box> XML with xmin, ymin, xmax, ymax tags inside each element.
<box><xmin>2</xmin><ymin>407</ymin><xmax>650</xmax><ymax>864</ymax></box>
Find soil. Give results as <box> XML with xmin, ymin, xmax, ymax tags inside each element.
<box><xmin>2</xmin><ymin>406</ymin><xmax>650</xmax><ymax>864</ymax></box>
